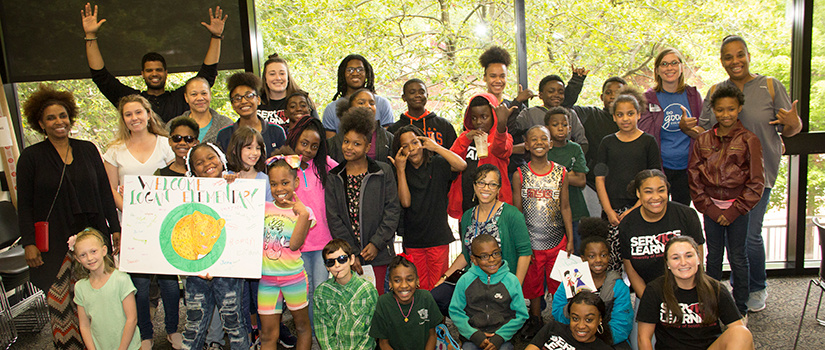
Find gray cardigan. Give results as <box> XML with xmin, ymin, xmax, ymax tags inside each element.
<box><xmin>325</xmin><ymin>158</ymin><xmax>400</xmax><ymax>266</ymax></box>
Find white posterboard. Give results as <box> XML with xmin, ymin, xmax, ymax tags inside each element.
<box><xmin>119</xmin><ymin>175</ymin><xmax>265</xmax><ymax>278</ymax></box>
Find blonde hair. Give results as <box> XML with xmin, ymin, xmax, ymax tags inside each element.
<box><xmin>72</xmin><ymin>228</ymin><xmax>116</xmax><ymax>280</ymax></box>
<box><xmin>111</xmin><ymin>94</ymin><xmax>168</xmax><ymax>146</ymax></box>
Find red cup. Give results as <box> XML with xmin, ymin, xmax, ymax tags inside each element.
<box><xmin>35</xmin><ymin>221</ymin><xmax>49</xmax><ymax>252</ymax></box>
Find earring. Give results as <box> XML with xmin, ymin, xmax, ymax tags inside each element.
<box><xmin>598</xmin><ymin>323</ymin><xmax>604</xmax><ymax>334</ymax></box>
<box><xmin>472</xmin><ymin>192</ymin><xmax>477</xmax><ymax>202</ymax></box>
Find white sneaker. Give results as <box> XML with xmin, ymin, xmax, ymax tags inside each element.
<box><xmin>746</xmin><ymin>289</ymin><xmax>767</xmax><ymax>312</ymax></box>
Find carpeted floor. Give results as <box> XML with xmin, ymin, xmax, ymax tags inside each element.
<box><xmin>12</xmin><ymin>276</ymin><xmax>825</xmax><ymax>349</ymax></box>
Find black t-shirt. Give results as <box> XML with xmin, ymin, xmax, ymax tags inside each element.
<box><xmin>155</xmin><ymin>164</ymin><xmax>184</xmax><ymax>177</ymax></box>
<box><xmin>636</xmin><ymin>277</ymin><xmax>741</xmax><ymax>350</ymax></box>
<box><xmin>461</xmin><ymin>141</ymin><xmax>480</xmax><ymax>213</ymax></box>
<box><xmin>575</xmin><ymin>106</ymin><xmax>618</xmax><ymax>189</ymax></box>
<box><xmin>618</xmin><ymin>203</ymin><xmax>705</xmax><ymax>284</ymax></box>
<box><xmin>593</xmin><ymin>133</ymin><xmax>661</xmax><ymax>210</ymax></box>
<box><xmin>530</xmin><ymin>320</ymin><xmax>613</xmax><ymax>350</ymax></box>
<box><xmin>258</xmin><ymin>97</ymin><xmax>321</xmax><ymax>130</ymax></box>
<box><xmin>398</xmin><ymin>155</ymin><xmax>456</xmax><ymax>248</ymax></box>
<box><xmin>90</xmin><ymin>64</ymin><xmax>218</xmax><ymax>123</ymax></box>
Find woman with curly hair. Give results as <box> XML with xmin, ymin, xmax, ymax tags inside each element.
<box><xmin>18</xmin><ymin>84</ymin><xmax>120</xmax><ymax>349</ymax></box>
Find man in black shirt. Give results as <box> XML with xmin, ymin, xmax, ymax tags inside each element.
<box><xmin>81</xmin><ymin>3</ymin><xmax>226</xmax><ymax>122</ymax></box>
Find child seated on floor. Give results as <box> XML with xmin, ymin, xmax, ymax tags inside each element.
<box><xmin>313</xmin><ymin>239</ymin><xmax>378</xmax><ymax>350</ymax></box>
<box><xmin>449</xmin><ymin>234</ymin><xmax>528</xmax><ymax>350</ymax></box>
<box><xmin>370</xmin><ymin>254</ymin><xmax>443</xmax><ymax>350</ymax></box>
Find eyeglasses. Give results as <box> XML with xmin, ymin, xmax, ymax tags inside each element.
<box><xmin>472</xmin><ymin>251</ymin><xmax>502</xmax><ymax>261</ymax></box>
<box><xmin>231</xmin><ymin>91</ymin><xmax>258</xmax><ymax>103</ymax></box>
<box><xmin>475</xmin><ymin>181</ymin><xmax>500</xmax><ymax>189</ymax></box>
<box><xmin>324</xmin><ymin>254</ymin><xmax>350</xmax><ymax>267</ymax></box>
<box><xmin>345</xmin><ymin>67</ymin><xmax>365</xmax><ymax>74</ymax></box>
<box><xmin>659</xmin><ymin>60</ymin><xmax>681</xmax><ymax>68</ymax></box>
<box><xmin>171</xmin><ymin>135</ymin><xmax>196</xmax><ymax>143</ymax></box>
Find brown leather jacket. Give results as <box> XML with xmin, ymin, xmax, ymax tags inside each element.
<box><xmin>688</xmin><ymin>120</ymin><xmax>765</xmax><ymax>223</ymax></box>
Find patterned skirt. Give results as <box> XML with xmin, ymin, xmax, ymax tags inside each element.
<box><xmin>47</xmin><ymin>253</ymin><xmax>82</xmax><ymax>350</ymax></box>
<box><xmin>604</xmin><ymin>207</ymin><xmax>630</xmax><ymax>274</ymax></box>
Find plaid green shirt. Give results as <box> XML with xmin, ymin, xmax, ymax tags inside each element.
<box><xmin>313</xmin><ymin>274</ymin><xmax>378</xmax><ymax>350</ymax></box>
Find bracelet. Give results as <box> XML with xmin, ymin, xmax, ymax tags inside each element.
<box><xmin>84</xmin><ymin>37</ymin><xmax>97</xmax><ymax>41</ymax></box>
<box><xmin>211</xmin><ymin>33</ymin><xmax>224</xmax><ymax>40</ymax></box>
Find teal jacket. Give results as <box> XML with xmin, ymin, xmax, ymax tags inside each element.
<box><xmin>449</xmin><ymin>261</ymin><xmax>529</xmax><ymax>348</ymax></box>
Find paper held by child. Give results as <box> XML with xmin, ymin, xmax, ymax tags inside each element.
<box><xmin>549</xmin><ymin>253</ymin><xmax>582</xmax><ymax>282</ymax></box>
<box><xmin>361</xmin><ymin>265</ymin><xmax>377</xmax><ymax>288</ymax></box>
<box><xmin>550</xmin><ymin>254</ymin><xmax>596</xmax><ymax>298</ymax></box>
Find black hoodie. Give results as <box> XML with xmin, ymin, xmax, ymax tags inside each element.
<box><xmin>388</xmin><ymin>110</ymin><xmax>458</xmax><ymax>149</ymax></box>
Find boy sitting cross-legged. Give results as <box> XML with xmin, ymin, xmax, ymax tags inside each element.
<box><xmin>449</xmin><ymin>234</ymin><xmax>528</xmax><ymax>350</ymax></box>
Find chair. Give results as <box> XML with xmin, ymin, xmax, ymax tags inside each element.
<box><xmin>793</xmin><ymin>217</ymin><xmax>825</xmax><ymax>349</ymax></box>
<box><xmin>0</xmin><ymin>201</ymin><xmax>49</xmax><ymax>349</ymax></box>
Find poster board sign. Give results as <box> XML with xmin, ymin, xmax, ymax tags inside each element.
<box><xmin>119</xmin><ymin>175</ymin><xmax>265</xmax><ymax>278</ymax></box>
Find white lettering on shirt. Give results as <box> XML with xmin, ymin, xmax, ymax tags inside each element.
<box><xmin>542</xmin><ymin>335</ymin><xmax>576</xmax><ymax>349</ymax></box>
<box><xmin>630</xmin><ymin>230</ymin><xmax>681</xmax><ymax>257</ymax></box>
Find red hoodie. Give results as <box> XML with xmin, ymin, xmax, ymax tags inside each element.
<box><xmin>447</xmin><ymin>92</ymin><xmax>514</xmax><ymax>218</ymax></box>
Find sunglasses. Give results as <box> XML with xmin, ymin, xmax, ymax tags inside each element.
<box><xmin>171</xmin><ymin>135</ymin><xmax>196</xmax><ymax>143</ymax></box>
<box><xmin>324</xmin><ymin>254</ymin><xmax>350</xmax><ymax>267</ymax></box>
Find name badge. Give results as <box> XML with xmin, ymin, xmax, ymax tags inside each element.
<box><xmin>649</xmin><ymin>104</ymin><xmax>662</xmax><ymax>112</ymax></box>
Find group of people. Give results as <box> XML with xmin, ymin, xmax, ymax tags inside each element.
<box><xmin>15</xmin><ymin>3</ymin><xmax>803</xmax><ymax>350</ymax></box>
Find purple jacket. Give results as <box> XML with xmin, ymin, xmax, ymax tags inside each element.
<box><xmin>640</xmin><ymin>86</ymin><xmax>704</xmax><ymax>166</ymax></box>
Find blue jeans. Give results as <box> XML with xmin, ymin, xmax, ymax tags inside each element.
<box><xmin>705</xmin><ymin>213</ymin><xmax>750</xmax><ymax>315</ymax></box>
<box><xmin>182</xmin><ymin>276</ymin><xmax>249</xmax><ymax>350</ymax></box>
<box><xmin>462</xmin><ymin>341</ymin><xmax>513</xmax><ymax>350</ymax></box>
<box><xmin>302</xmin><ymin>250</ymin><xmax>328</xmax><ymax>328</ymax></box>
<box><xmin>572</xmin><ymin>220</ymin><xmax>581</xmax><ymax>253</ymax></box>
<box><xmin>131</xmin><ymin>274</ymin><xmax>180</xmax><ymax>340</ymax></box>
<box><xmin>747</xmin><ymin>188</ymin><xmax>770</xmax><ymax>292</ymax></box>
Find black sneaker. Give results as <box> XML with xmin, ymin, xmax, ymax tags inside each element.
<box><xmin>279</xmin><ymin>323</ymin><xmax>297</xmax><ymax>348</ymax></box>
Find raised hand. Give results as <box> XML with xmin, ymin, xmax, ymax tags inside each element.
<box><xmin>388</xmin><ymin>146</ymin><xmax>408</xmax><ymax>170</ymax></box>
<box><xmin>81</xmin><ymin>3</ymin><xmax>106</xmax><ymax>36</ymax></box>
<box><xmin>201</xmin><ymin>6</ymin><xmax>228</xmax><ymax>37</ymax></box>
<box><xmin>771</xmin><ymin>100</ymin><xmax>799</xmax><ymax>126</ymax></box>
<box><xmin>515</xmin><ymin>84</ymin><xmax>537</xmax><ymax>103</ymax></box>
<box><xmin>492</xmin><ymin>102</ymin><xmax>518</xmax><ymax>125</ymax></box>
<box><xmin>571</xmin><ymin>64</ymin><xmax>590</xmax><ymax>77</ymax></box>
<box><xmin>417</xmin><ymin>136</ymin><xmax>439</xmax><ymax>152</ymax></box>
<box><xmin>289</xmin><ymin>194</ymin><xmax>309</xmax><ymax>217</ymax></box>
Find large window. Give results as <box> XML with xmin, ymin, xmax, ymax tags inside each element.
<box><xmin>10</xmin><ymin>0</ymin><xmax>816</xmax><ymax>273</ymax></box>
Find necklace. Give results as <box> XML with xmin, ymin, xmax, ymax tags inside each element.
<box><xmin>395</xmin><ymin>295</ymin><xmax>415</xmax><ymax>322</ymax></box>
<box><xmin>474</xmin><ymin>200</ymin><xmax>498</xmax><ymax>238</ymax></box>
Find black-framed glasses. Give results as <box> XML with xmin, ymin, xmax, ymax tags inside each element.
<box><xmin>324</xmin><ymin>254</ymin><xmax>350</xmax><ymax>267</ymax></box>
<box><xmin>659</xmin><ymin>60</ymin><xmax>681</xmax><ymax>68</ymax></box>
<box><xmin>472</xmin><ymin>250</ymin><xmax>502</xmax><ymax>261</ymax></box>
<box><xmin>231</xmin><ymin>91</ymin><xmax>258</xmax><ymax>103</ymax></box>
<box><xmin>171</xmin><ymin>135</ymin><xmax>196</xmax><ymax>143</ymax></box>
<box><xmin>475</xmin><ymin>181</ymin><xmax>500</xmax><ymax>189</ymax></box>
<box><xmin>345</xmin><ymin>67</ymin><xmax>365</xmax><ymax>74</ymax></box>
